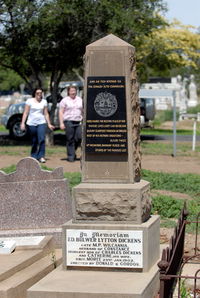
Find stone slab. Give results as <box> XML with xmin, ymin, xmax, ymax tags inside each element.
<box><xmin>62</xmin><ymin>216</ymin><xmax>160</xmax><ymax>272</ymax></box>
<box><xmin>27</xmin><ymin>262</ymin><xmax>159</xmax><ymax>298</ymax></box>
<box><xmin>0</xmin><ymin>235</ymin><xmax>52</xmax><ymax>250</ymax></box>
<box><xmin>72</xmin><ymin>180</ymin><xmax>151</xmax><ymax>223</ymax></box>
<box><xmin>0</xmin><ymin>240</ymin><xmax>16</xmax><ymax>254</ymax></box>
<box><xmin>0</xmin><ymin>236</ymin><xmax>54</xmax><ymax>282</ymax></box>
<box><xmin>0</xmin><ymin>249</ymin><xmax>62</xmax><ymax>298</ymax></box>
<box><xmin>0</xmin><ymin>236</ymin><xmax>44</xmax><ymax>246</ymax></box>
<box><xmin>0</xmin><ymin>250</ymin><xmax>44</xmax><ymax>282</ymax></box>
<box><xmin>0</xmin><ymin>227</ymin><xmax>63</xmax><ymax>248</ymax></box>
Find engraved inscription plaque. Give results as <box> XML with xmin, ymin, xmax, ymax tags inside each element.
<box><xmin>86</xmin><ymin>76</ymin><xmax>127</xmax><ymax>154</ymax></box>
<box><xmin>66</xmin><ymin>229</ymin><xmax>143</xmax><ymax>268</ymax></box>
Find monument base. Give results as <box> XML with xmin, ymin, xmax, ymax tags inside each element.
<box><xmin>72</xmin><ymin>180</ymin><xmax>151</xmax><ymax>224</ymax></box>
<box><xmin>27</xmin><ymin>262</ymin><xmax>159</xmax><ymax>298</ymax></box>
<box><xmin>63</xmin><ymin>216</ymin><xmax>160</xmax><ymax>273</ymax></box>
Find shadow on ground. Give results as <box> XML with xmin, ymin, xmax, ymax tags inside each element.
<box><xmin>0</xmin><ymin>132</ymin><xmax>66</xmax><ymax>146</ymax></box>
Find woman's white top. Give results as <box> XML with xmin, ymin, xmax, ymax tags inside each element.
<box><xmin>26</xmin><ymin>97</ymin><xmax>47</xmax><ymax>126</ymax></box>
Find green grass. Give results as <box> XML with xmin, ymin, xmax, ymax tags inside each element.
<box><xmin>0</xmin><ymin>164</ymin><xmax>16</xmax><ymax>173</ymax></box>
<box><xmin>142</xmin><ymin>169</ymin><xmax>200</xmax><ymax>197</ymax></box>
<box><xmin>152</xmin><ymin>195</ymin><xmax>184</xmax><ymax>218</ymax></box>
<box><xmin>141</xmin><ymin>128</ymin><xmax>195</xmax><ymax>135</ymax></box>
<box><xmin>151</xmin><ymin>194</ymin><xmax>200</xmax><ymax>233</ymax></box>
<box><xmin>0</xmin><ymin>145</ymin><xmax>66</xmax><ymax>156</ymax></box>
<box><xmin>1</xmin><ymin>142</ymin><xmax>199</xmax><ymax>157</ymax></box>
<box><xmin>160</xmin><ymin>219</ymin><xmax>177</xmax><ymax>229</ymax></box>
<box><xmin>141</xmin><ymin>141</ymin><xmax>200</xmax><ymax>156</ymax></box>
<box><xmin>36</xmin><ymin>165</ymin><xmax>81</xmax><ymax>189</ymax></box>
<box><xmin>0</xmin><ymin>125</ymin><xmax>8</xmax><ymax>132</ymax></box>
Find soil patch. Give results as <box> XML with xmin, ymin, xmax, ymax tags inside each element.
<box><xmin>151</xmin><ymin>190</ymin><xmax>193</xmax><ymax>201</ymax></box>
<box><xmin>160</xmin><ymin>227</ymin><xmax>199</xmax><ymax>258</ymax></box>
<box><xmin>142</xmin><ymin>154</ymin><xmax>200</xmax><ymax>174</ymax></box>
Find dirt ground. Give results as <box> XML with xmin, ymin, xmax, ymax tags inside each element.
<box><xmin>1</xmin><ymin>152</ymin><xmax>200</xmax><ymax>175</ymax></box>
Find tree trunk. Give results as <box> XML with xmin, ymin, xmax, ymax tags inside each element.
<box><xmin>45</xmin><ymin>69</ymin><xmax>63</xmax><ymax>146</ymax></box>
<box><xmin>45</xmin><ymin>128</ymin><xmax>54</xmax><ymax>146</ymax></box>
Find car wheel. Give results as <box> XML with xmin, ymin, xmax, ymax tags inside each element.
<box><xmin>9</xmin><ymin>117</ymin><xmax>28</xmax><ymax>139</ymax></box>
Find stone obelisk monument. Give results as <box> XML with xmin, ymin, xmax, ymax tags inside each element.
<box><xmin>63</xmin><ymin>34</ymin><xmax>160</xmax><ymax>296</ymax></box>
<box><xmin>27</xmin><ymin>34</ymin><xmax>160</xmax><ymax>298</ymax></box>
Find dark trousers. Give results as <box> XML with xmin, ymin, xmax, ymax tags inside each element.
<box><xmin>28</xmin><ymin>124</ymin><xmax>46</xmax><ymax>160</ymax></box>
<box><xmin>64</xmin><ymin>120</ymin><xmax>81</xmax><ymax>161</ymax></box>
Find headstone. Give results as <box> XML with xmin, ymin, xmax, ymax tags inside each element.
<box><xmin>0</xmin><ymin>157</ymin><xmax>72</xmax><ymax>246</ymax></box>
<box><xmin>188</xmin><ymin>74</ymin><xmax>198</xmax><ymax>107</ymax></box>
<box><xmin>61</xmin><ymin>34</ymin><xmax>160</xmax><ymax>298</ymax></box>
<box><xmin>179</xmin><ymin>78</ymin><xmax>188</xmax><ymax>120</ymax></box>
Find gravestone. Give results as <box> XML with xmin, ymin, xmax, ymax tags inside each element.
<box><xmin>28</xmin><ymin>34</ymin><xmax>160</xmax><ymax>298</ymax></box>
<box><xmin>63</xmin><ymin>34</ymin><xmax>160</xmax><ymax>296</ymax></box>
<box><xmin>0</xmin><ymin>157</ymin><xmax>72</xmax><ymax>246</ymax></box>
<box><xmin>188</xmin><ymin>74</ymin><xmax>198</xmax><ymax>107</ymax></box>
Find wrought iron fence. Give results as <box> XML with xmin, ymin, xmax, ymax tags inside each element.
<box><xmin>158</xmin><ymin>205</ymin><xmax>200</xmax><ymax>298</ymax></box>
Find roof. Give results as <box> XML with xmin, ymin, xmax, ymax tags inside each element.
<box><xmin>139</xmin><ymin>88</ymin><xmax>174</xmax><ymax>98</ymax></box>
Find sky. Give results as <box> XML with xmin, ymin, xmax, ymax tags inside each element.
<box><xmin>164</xmin><ymin>0</ymin><xmax>200</xmax><ymax>29</ymax></box>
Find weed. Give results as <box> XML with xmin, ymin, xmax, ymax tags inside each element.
<box><xmin>152</xmin><ymin>195</ymin><xmax>183</xmax><ymax>218</ymax></box>
<box><xmin>180</xmin><ymin>279</ymin><xmax>193</xmax><ymax>298</ymax></box>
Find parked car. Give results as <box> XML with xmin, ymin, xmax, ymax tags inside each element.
<box><xmin>1</xmin><ymin>84</ymin><xmax>155</xmax><ymax>139</ymax></box>
<box><xmin>1</xmin><ymin>101</ymin><xmax>28</xmax><ymax>138</ymax></box>
<box><xmin>1</xmin><ymin>81</ymin><xmax>83</xmax><ymax>139</ymax></box>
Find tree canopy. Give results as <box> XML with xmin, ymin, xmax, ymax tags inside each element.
<box><xmin>1</xmin><ymin>0</ymin><xmax>199</xmax><ymax>91</ymax></box>
<box><xmin>0</xmin><ymin>0</ymin><xmax>167</xmax><ymax>94</ymax></box>
<box><xmin>138</xmin><ymin>20</ymin><xmax>200</xmax><ymax>81</ymax></box>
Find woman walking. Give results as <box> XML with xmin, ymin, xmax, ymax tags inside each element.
<box><xmin>20</xmin><ymin>87</ymin><xmax>54</xmax><ymax>163</ymax></box>
<box><xmin>59</xmin><ymin>85</ymin><xmax>83</xmax><ymax>162</ymax></box>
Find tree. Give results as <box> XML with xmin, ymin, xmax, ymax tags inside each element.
<box><xmin>138</xmin><ymin>20</ymin><xmax>200</xmax><ymax>81</ymax></box>
<box><xmin>0</xmin><ymin>66</ymin><xmax>24</xmax><ymax>91</ymax></box>
<box><xmin>0</xmin><ymin>0</ymin><xmax>167</xmax><ymax>88</ymax></box>
<box><xmin>0</xmin><ymin>0</ymin><xmax>167</xmax><ymax>135</ymax></box>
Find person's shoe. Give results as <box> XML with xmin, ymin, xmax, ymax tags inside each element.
<box><xmin>67</xmin><ymin>158</ymin><xmax>75</xmax><ymax>162</ymax></box>
<box><xmin>39</xmin><ymin>157</ymin><xmax>46</xmax><ymax>163</ymax></box>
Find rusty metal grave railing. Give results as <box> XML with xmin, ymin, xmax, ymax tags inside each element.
<box><xmin>158</xmin><ymin>205</ymin><xmax>200</xmax><ymax>298</ymax></box>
